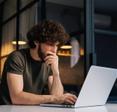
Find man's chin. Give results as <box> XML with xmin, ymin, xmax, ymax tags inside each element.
<box><xmin>41</xmin><ymin>54</ymin><xmax>47</xmax><ymax>62</ymax></box>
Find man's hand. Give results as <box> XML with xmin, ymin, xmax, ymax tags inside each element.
<box><xmin>44</xmin><ymin>51</ymin><xmax>59</xmax><ymax>76</ymax></box>
<box><xmin>53</xmin><ymin>93</ymin><xmax>77</xmax><ymax>104</ymax></box>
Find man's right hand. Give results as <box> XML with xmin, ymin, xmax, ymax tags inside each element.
<box><xmin>52</xmin><ymin>93</ymin><xmax>77</xmax><ymax>105</ymax></box>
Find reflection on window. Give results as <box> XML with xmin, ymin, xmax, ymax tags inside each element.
<box><xmin>19</xmin><ymin>3</ymin><xmax>38</xmax><ymax>49</ymax></box>
<box><xmin>0</xmin><ymin>18</ymin><xmax>16</xmax><ymax>74</ymax></box>
<box><xmin>1</xmin><ymin>18</ymin><xmax>16</xmax><ymax>56</ymax></box>
<box><xmin>3</xmin><ymin>0</ymin><xmax>16</xmax><ymax>21</ymax></box>
<box><xmin>46</xmin><ymin>0</ymin><xmax>84</xmax><ymax>87</ymax></box>
<box><xmin>20</xmin><ymin>0</ymin><xmax>34</xmax><ymax>9</ymax></box>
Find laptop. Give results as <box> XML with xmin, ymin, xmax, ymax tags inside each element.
<box><xmin>40</xmin><ymin>65</ymin><xmax>117</xmax><ymax>108</ymax></box>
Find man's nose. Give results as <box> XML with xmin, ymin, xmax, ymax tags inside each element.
<box><xmin>50</xmin><ymin>47</ymin><xmax>57</xmax><ymax>53</ymax></box>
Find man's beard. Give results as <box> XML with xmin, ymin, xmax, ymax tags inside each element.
<box><xmin>38</xmin><ymin>44</ymin><xmax>46</xmax><ymax>62</ymax></box>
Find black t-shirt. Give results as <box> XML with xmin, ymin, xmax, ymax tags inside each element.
<box><xmin>0</xmin><ymin>48</ymin><xmax>52</xmax><ymax>104</ymax></box>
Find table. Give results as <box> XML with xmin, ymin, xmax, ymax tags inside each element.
<box><xmin>0</xmin><ymin>103</ymin><xmax>117</xmax><ymax>112</ymax></box>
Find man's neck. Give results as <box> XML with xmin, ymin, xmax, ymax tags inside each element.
<box><xmin>30</xmin><ymin>48</ymin><xmax>41</xmax><ymax>61</ymax></box>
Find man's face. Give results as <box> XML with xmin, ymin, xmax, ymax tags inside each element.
<box><xmin>38</xmin><ymin>42</ymin><xmax>59</xmax><ymax>61</ymax></box>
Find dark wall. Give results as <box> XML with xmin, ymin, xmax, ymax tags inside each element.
<box><xmin>95</xmin><ymin>29</ymin><xmax>117</xmax><ymax>100</ymax></box>
<box><xmin>95</xmin><ymin>34</ymin><xmax>117</xmax><ymax>68</ymax></box>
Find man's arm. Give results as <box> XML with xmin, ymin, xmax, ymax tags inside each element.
<box><xmin>45</xmin><ymin>52</ymin><xmax>64</xmax><ymax>95</ymax></box>
<box><xmin>46</xmin><ymin>52</ymin><xmax>77</xmax><ymax>104</ymax></box>
<box><xmin>48</xmin><ymin>74</ymin><xmax>64</xmax><ymax>96</ymax></box>
<box><xmin>7</xmin><ymin>72</ymin><xmax>56</xmax><ymax>105</ymax></box>
<box><xmin>48</xmin><ymin>75</ymin><xmax>77</xmax><ymax>104</ymax></box>
<box><xmin>7</xmin><ymin>72</ymin><xmax>77</xmax><ymax>105</ymax></box>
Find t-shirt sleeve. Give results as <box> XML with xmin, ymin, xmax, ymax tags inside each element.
<box><xmin>5</xmin><ymin>51</ymin><xmax>25</xmax><ymax>75</ymax></box>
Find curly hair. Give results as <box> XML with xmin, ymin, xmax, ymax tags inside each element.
<box><xmin>27</xmin><ymin>20</ymin><xmax>69</xmax><ymax>48</ymax></box>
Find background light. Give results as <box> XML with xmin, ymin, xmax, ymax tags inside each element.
<box><xmin>60</xmin><ymin>45</ymin><xmax>72</xmax><ymax>49</ymax></box>
<box><xmin>12</xmin><ymin>40</ymin><xmax>27</xmax><ymax>45</ymax></box>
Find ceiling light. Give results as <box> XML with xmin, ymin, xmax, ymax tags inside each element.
<box><xmin>60</xmin><ymin>45</ymin><xmax>72</xmax><ymax>49</ymax></box>
<box><xmin>12</xmin><ymin>40</ymin><xmax>27</xmax><ymax>45</ymax></box>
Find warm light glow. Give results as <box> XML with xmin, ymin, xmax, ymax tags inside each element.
<box><xmin>57</xmin><ymin>50</ymin><xmax>71</xmax><ymax>56</ymax></box>
<box><xmin>80</xmin><ymin>48</ymin><xmax>84</xmax><ymax>56</ymax></box>
<box><xmin>12</xmin><ymin>41</ymin><xmax>27</xmax><ymax>45</ymax></box>
<box><xmin>57</xmin><ymin>53</ymin><xmax>71</xmax><ymax>56</ymax></box>
<box><xmin>57</xmin><ymin>48</ymin><xmax>84</xmax><ymax>57</ymax></box>
<box><xmin>60</xmin><ymin>45</ymin><xmax>72</xmax><ymax>49</ymax></box>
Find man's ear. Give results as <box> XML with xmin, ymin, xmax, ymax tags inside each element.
<box><xmin>34</xmin><ymin>41</ymin><xmax>39</xmax><ymax>47</ymax></box>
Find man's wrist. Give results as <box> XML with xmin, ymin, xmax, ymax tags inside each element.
<box><xmin>50</xmin><ymin>95</ymin><xmax>58</xmax><ymax>103</ymax></box>
<box><xmin>53</xmin><ymin>71</ymin><xmax>59</xmax><ymax>77</ymax></box>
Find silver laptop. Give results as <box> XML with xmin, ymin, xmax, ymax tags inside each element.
<box><xmin>40</xmin><ymin>65</ymin><xmax>117</xmax><ymax>108</ymax></box>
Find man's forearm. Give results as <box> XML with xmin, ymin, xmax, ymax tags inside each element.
<box><xmin>11</xmin><ymin>91</ymin><xmax>55</xmax><ymax>105</ymax></box>
<box><xmin>50</xmin><ymin>75</ymin><xmax>64</xmax><ymax>95</ymax></box>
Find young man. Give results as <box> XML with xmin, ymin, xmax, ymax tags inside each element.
<box><xmin>0</xmin><ymin>20</ymin><xmax>77</xmax><ymax>105</ymax></box>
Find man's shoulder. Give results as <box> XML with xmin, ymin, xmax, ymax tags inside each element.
<box><xmin>9</xmin><ymin>48</ymin><xmax>29</xmax><ymax>56</ymax></box>
<box><xmin>7</xmin><ymin>48</ymin><xmax>29</xmax><ymax>61</ymax></box>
